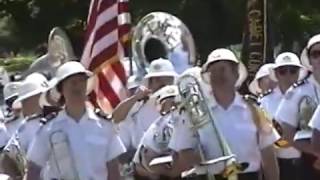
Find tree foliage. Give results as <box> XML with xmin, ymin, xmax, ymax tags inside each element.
<box><xmin>0</xmin><ymin>56</ymin><xmax>34</xmax><ymax>72</ymax></box>
<box><xmin>0</xmin><ymin>0</ymin><xmax>320</xmax><ymax>59</ymax></box>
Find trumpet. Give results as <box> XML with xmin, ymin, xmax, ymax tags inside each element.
<box><xmin>177</xmin><ymin>74</ymin><xmax>247</xmax><ymax>180</ymax></box>
<box><xmin>49</xmin><ymin>130</ymin><xmax>80</xmax><ymax>180</ymax></box>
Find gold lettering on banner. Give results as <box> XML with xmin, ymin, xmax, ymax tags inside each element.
<box><xmin>248</xmin><ymin>10</ymin><xmax>263</xmax><ymax>41</ymax></box>
<box><xmin>247</xmin><ymin>8</ymin><xmax>264</xmax><ymax>79</ymax></box>
<box><xmin>248</xmin><ymin>52</ymin><xmax>263</xmax><ymax>79</ymax></box>
<box><xmin>250</xmin><ymin>42</ymin><xmax>262</xmax><ymax>46</ymax></box>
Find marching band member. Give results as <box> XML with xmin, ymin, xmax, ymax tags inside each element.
<box><xmin>114</xmin><ymin>58</ymin><xmax>177</xmax><ymax>148</ymax></box>
<box><xmin>132</xmin><ymin>85</ymin><xmax>179</xmax><ymax>180</ymax></box>
<box><xmin>303</xmin><ymin>34</ymin><xmax>320</xmax><ymax>174</ymax></box>
<box><xmin>11</xmin><ymin>73</ymin><xmax>49</xmax><ymax>152</ymax></box>
<box><xmin>308</xmin><ymin>36</ymin><xmax>320</xmax><ymax>152</ymax></box>
<box><xmin>113</xmin><ymin>58</ymin><xmax>177</xmax><ymax>179</ymax></box>
<box><xmin>2</xmin><ymin>82</ymin><xmax>23</xmax><ymax>137</ymax></box>
<box><xmin>1</xmin><ymin>72</ymin><xmax>49</xmax><ymax>179</ymax></box>
<box><xmin>169</xmin><ymin>49</ymin><xmax>280</xmax><ymax>180</ymax></box>
<box><xmin>248</xmin><ymin>63</ymin><xmax>277</xmax><ymax>97</ymax></box>
<box><xmin>275</xmin><ymin>34</ymin><xmax>320</xmax><ymax>180</ymax></box>
<box><xmin>26</xmin><ymin>61</ymin><xmax>126</xmax><ymax>180</ymax></box>
<box><xmin>259</xmin><ymin>52</ymin><xmax>303</xmax><ymax>180</ymax></box>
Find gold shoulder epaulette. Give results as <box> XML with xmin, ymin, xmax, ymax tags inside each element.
<box><xmin>293</xmin><ymin>79</ymin><xmax>308</xmax><ymax>88</ymax></box>
<box><xmin>243</xmin><ymin>94</ymin><xmax>260</xmax><ymax>106</ymax></box>
<box><xmin>40</xmin><ymin>112</ymin><xmax>59</xmax><ymax>125</ymax></box>
<box><xmin>259</xmin><ymin>89</ymin><xmax>273</xmax><ymax>99</ymax></box>
<box><xmin>26</xmin><ymin>113</ymin><xmax>42</xmax><ymax>121</ymax></box>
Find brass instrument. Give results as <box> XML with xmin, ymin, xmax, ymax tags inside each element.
<box><xmin>294</xmin><ymin>95</ymin><xmax>318</xmax><ymax>140</ymax></box>
<box><xmin>131</xmin><ymin>12</ymin><xmax>197</xmax><ymax>77</ymax></box>
<box><xmin>23</xmin><ymin>27</ymin><xmax>76</xmax><ymax>78</ymax></box>
<box><xmin>49</xmin><ymin>130</ymin><xmax>80</xmax><ymax>180</ymax></box>
<box><xmin>177</xmin><ymin>74</ymin><xmax>247</xmax><ymax>180</ymax></box>
<box><xmin>0</xmin><ymin>127</ymin><xmax>27</xmax><ymax>179</ymax></box>
<box><xmin>123</xmin><ymin>12</ymin><xmax>197</xmax><ymax>180</ymax></box>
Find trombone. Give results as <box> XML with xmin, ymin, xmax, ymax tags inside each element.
<box><xmin>177</xmin><ymin>74</ymin><xmax>248</xmax><ymax>180</ymax></box>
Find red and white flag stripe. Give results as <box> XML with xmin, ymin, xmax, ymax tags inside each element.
<box><xmin>81</xmin><ymin>0</ymin><xmax>131</xmax><ymax>113</ymax></box>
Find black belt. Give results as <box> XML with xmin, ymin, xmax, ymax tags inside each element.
<box><xmin>277</xmin><ymin>157</ymin><xmax>301</xmax><ymax>165</ymax></box>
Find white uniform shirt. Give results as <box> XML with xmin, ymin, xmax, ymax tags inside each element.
<box><xmin>17</xmin><ymin>116</ymin><xmax>42</xmax><ymax>153</ymax></box>
<box><xmin>119</xmin><ymin>99</ymin><xmax>160</xmax><ymax>149</ymax></box>
<box><xmin>0</xmin><ymin>122</ymin><xmax>9</xmax><ymax>148</ymax></box>
<box><xmin>169</xmin><ymin>93</ymin><xmax>279</xmax><ymax>175</ymax></box>
<box><xmin>275</xmin><ymin>75</ymin><xmax>320</xmax><ymax>129</ymax></box>
<box><xmin>27</xmin><ymin>107</ymin><xmax>126</xmax><ymax>180</ymax></box>
<box><xmin>133</xmin><ymin>112</ymin><xmax>176</xmax><ymax>165</ymax></box>
<box><xmin>309</xmin><ymin>106</ymin><xmax>320</xmax><ymax>131</ymax></box>
<box><xmin>140</xmin><ymin>113</ymin><xmax>175</xmax><ymax>154</ymax></box>
<box><xmin>260</xmin><ymin>87</ymin><xmax>301</xmax><ymax>159</ymax></box>
<box><xmin>5</xmin><ymin>116</ymin><xmax>23</xmax><ymax>137</ymax></box>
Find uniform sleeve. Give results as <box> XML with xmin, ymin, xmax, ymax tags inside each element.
<box><xmin>259</xmin><ymin>127</ymin><xmax>280</xmax><ymax>149</ymax></box>
<box><xmin>26</xmin><ymin>127</ymin><xmax>51</xmax><ymax>167</ymax></box>
<box><xmin>275</xmin><ymin>88</ymin><xmax>300</xmax><ymax>127</ymax></box>
<box><xmin>168</xmin><ymin>112</ymin><xmax>199</xmax><ymax>152</ymax></box>
<box><xmin>24</xmin><ymin>121</ymin><xmax>41</xmax><ymax>152</ymax></box>
<box><xmin>0</xmin><ymin>124</ymin><xmax>9</xmax><ymax>147</ymax></box>
<box><xmin>106</xmin><ymin>124</ymin><xmax>127</xmax><ymax>162</ymax></box>
<box><xmin>309</xmin><ymin>105</ymin><xmax>320</xmax><ymax>131</ymax></box>
<box><xmin>140</xmin><ymin>123</ymin><xmax>159</xmax><ymax>153</ymax></box>
<box><xmin>118</xmin><ymin>119</ymin><xmax>134</xmax><ymax>149</ymax></box>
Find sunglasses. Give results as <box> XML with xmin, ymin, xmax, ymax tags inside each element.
<box><xmin>276</xmin><ymin>66</ymin><xmax>299</xmax><ymax>76</ymax></box>
<box><xmin>310</xmin><ymin>50</ymin><xmax>320</xmax><ymax>59</ymax></box>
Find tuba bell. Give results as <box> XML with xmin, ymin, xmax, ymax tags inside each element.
<box><xmin>23</xmin><ymin>27</ymin><xmax>77</xmax><ymax>78</ymax></box>
<box><xmin>177</xmin><ymin>74</ymin><xmax>248</xmax><ymax>180</ymax></box>
<box><xmin>131</xmin><ymin>12</ymin><xmax>197</xmax><ymax>76</ymax></box>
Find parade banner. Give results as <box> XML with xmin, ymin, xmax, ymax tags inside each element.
<box><xmin>241</xmin><ymin>0</ymin><xmax>272</xmax><ymax>85</ymax></box>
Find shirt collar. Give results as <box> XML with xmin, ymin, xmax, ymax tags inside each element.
<box><xmin>210</xmin><ymin>92</ymin><xmax>246</xmax><ymax>109</ymax></box>
<box><xmin>57</xmin><ymin>106</ymin><xmax>98</xmax><ymax>123</ymax></box>
<box><xmin>273</xmin><ymin>86</ymin><xmax>285</xmax><ymax>97</ymax></box>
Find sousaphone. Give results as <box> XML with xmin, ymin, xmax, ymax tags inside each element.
<box><xmin>23</xmin><ymin>27</ymin><xmax>77</xmax><ymax>78</ymax></box>
<box><xmin>131</xmin><ymin>12</ymin><xmax>197</xmax><ymax>76</ymax></box>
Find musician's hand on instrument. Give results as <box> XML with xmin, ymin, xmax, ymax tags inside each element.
<box><xmin>134</xmin><ymin>86</ymin><xmax>151</xmax><ymax>101</ymax></box>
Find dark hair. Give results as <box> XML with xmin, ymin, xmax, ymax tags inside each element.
<box><xmin>58</xmin><ymin>96</ymin><xmax>65</xmax><ymax>106</ymax></box>
<box><xmin>56</xmin><ymin>82</ymin><xmax>63</xmax><ymax>94</ymax></box>
<box><xmin>5</xmin><ymin>96</ymin><xmax>18</xmax><ymax>108</ymax></box>
<box><xmin>144</xmin><ymin>38</ymin><xmax>167</xmax><ymax>62</ymax></box>
<box><xmin>307</xmin><ymin>42</ymin><xmax>320</xmax><ymax>57</ymax></box>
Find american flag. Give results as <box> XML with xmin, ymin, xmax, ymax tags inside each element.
<box><xmin>81</xmin><ymin>0</ymin><xmax>131</xmax><ymax>113</ymax></box>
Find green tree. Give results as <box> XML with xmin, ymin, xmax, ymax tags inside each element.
<box><xmin>0</xmin><ymin>0</ymin><xmax>88</xmax><ymax>50</ymax></box>
<box><xmin>0</xmin><ymin>56</ymin><xmax>34</xmax><ymax>72</ymax></box>
<box><xmin>1</xmin><ymin>0</ymin><xmax>320</xmax><ymax>59</ymax></box>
